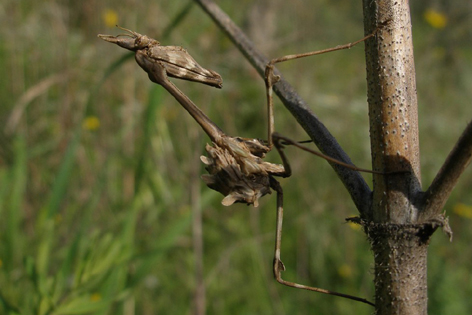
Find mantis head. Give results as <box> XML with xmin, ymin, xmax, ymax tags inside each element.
<box><xmin>97</xmin><ymin>25</ymin><xmax>159</xmax><ymax>51</ymax></box>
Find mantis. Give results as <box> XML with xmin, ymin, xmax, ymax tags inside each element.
<box><xmin>98</xmin><ymin>26</ymin><xmax>383</xmax><ymax>306</ymax></box>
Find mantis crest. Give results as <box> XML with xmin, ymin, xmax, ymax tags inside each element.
<box><xmin>98</xmin><ymin>26</ymin><xmax>384</xmax><ymax>306</ymax></box>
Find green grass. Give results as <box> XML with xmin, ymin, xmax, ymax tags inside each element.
<box><xmin>1</xmin><ymin>0</ymin><xmax>471</xmax><ymax>314</ymax></box>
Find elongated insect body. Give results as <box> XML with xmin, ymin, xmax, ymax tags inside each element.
<box><xmin>98</xmin><ymin>26</ymin><xmax>222</xmax><ymax>88</ymax></box>
<box><xmin>148</xmin><ymin>45</ymin><xmax>223</xmax><ymax>88</ymax></box>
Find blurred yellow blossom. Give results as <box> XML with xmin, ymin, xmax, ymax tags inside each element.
<box><xmin>82</xmin><ymin>116</ymin><xmax>100</xmax><ymax>131</ymax></box>
<box><xmin>103</xmin><ymin>9</ymin><xmax>118</xmax><ymax>28</ymax></box>
<box><xmin>424</xmin><ymin>9</ymin><xmax>447</xmax><ymax>29</ymax></box>
<box><xmin>347</xmin><ymin>220</ymin><xmax>362</xmax><ymax>231</ymax></box>
<box><xmin>453</xmin><ymin>203</ymin><xmax>472</xmax><ymax>219</ymax></box>
<box><xmin>338</xmin><ymin>264</ymin><xmax>353</xmax><ymax>279</ymax></box>
<box><xmin>90</xmin><ymin>293</ymin><xmax>102</xmax><ymax>302</ymax></box>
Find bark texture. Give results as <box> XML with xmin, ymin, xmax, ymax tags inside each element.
<box><xmin>363</xmin><ymin>220</ymin><xmax>436</xmax><ymax>314</ymax></box>
<box><xmin>363</xmin><ymin>0</ymin><xmax>430</xmax><ymax>313</ymax></box>
<box><xmin>363</xmin><ymin>0</ymin><xmax>422</xmax><ymax>223</ymax></box>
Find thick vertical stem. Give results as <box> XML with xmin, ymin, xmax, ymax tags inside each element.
<box><xmin>363</xmin><ymin>0</ymin><xmax>428</xmax><ymax>313</ymax></box>
<box><xmin>363</xmin><ymin>0</ymin><xmax>422</xmax><ymax>224</ymax></box>
<box><xmin>368</xmin><ymin>223</ymin><xmax>430</xmax><ymax>314</ymax></box>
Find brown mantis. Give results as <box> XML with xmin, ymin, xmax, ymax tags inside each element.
<box><xmin>98</xmin><ymin>26</ymin><xmax>384</xmax><ymax>306</ymax></box>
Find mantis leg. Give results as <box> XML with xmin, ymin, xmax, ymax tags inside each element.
<box><xmin>264</xmin><ymin>27</ymin><xmax>387</xmax><ymax>148</ymax></box>
<box><xmin>273</xmin><ymin>132</ymin><xmax>386</xmax><ymax>175</ymax></box>
<box><xmin>270</xmin><ymin>136</ymin><xmax>375</xmax><ymax>307</ymax></box>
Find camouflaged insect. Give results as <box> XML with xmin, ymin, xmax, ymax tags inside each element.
<box><xmin>98</xmin><ymin>26</ymin><xmax>285</xmax><ymax>207</ymax></box>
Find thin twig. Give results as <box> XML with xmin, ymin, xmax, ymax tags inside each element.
<box><xmin>420</xmin><ymin>120</ymin><xmax>472</xmax><ymax>221</ymax></box>
<box><xmin>190</xmin><ymin>131</ymin><xmax>206</xmax><ymax>315</ymax></box>
<box><xmin>6</xmin><ymin>72</ymin><xmax>68</xmax><ymax>134</ymax></box>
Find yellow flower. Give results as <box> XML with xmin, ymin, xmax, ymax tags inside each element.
<box><xmin>103</xmin><ymin>9</ymin><xmax>118</xmax><ymax>28</ymax></box>
<box><xmin>338</xmin><ymin>264</ymin><xmax>352</xmax><ymax>279</ymax></box>
<box><xmin>90</xmin><ymin>293</ymin><xmax>102</xmax><ymax>302</ymax></box>
<box><xmin>453</xmin><ymin>203</ymin><xmax>472</xmax><ymax>219</ymax></box>
<box><xmin>82</xmin><ymin>116</ymin><xmax>100</xmax><ymax>131</ymax></box>
<box><xmin>347</xmin><ymin>221</ymin><xmax>362</xmax><ymax>231</ymax></box>
<box><xmin>424</xmin><ymin>9</ymin><xmax>447</xmax><ymax>29</ymax></box>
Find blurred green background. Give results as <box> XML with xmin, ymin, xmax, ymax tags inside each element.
<box><xmin>1</xmin><ymin>0</ymin><xmax>471</xmax><ymax>314</ymax></box>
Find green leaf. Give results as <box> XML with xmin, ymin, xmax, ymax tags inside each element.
<box><xmin>51</xmin><ymin>295</ymin><xmax>110</xmax><ymax>315</ymax></box>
